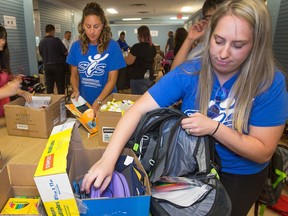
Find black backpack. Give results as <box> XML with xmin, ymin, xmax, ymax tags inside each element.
<box><xmin>254</xmin><ymin>144</ymin><xmax>288</xmax><ymax>216</ymax></box>
<box><xmin>126</xmin><ymin>108</ymin><xmax>232</xmax><ymax>216</ymax></box>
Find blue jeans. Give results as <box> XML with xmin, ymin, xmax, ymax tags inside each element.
<box><xmin>130</xmin><ymin>79</ymin><xmax>150</xmax><ymax>95</ymax></box>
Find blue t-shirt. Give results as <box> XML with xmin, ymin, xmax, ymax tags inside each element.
<box><xmin>67</xmin><ymin>39</ymin><xmax>126</xmax><ymax>105</ymax></box>
<box><xmin>148</xmin><ymin>59</ymin><xmax>288</xmax><ymax>175</ymax></box>
<box><xmin>117</xmin><ymin>39</ymin><xmax>129</xmax><ymax>52</ymax></box>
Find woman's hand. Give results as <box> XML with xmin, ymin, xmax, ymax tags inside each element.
<box><xmin>181</xmin><ymin>112</ymin><xmax>219</xmax><ymax>136</ymax></box>
<box><xmin>17</xmin><ymin>89</ymin><xmax>32</xmax><ymax>103</ymax></box>
<box><xmin>91</xmin><ymin>101</ymin><xmax>100</xmax><ymax>117</ymax></box>
<box><xmin>6</xmin><ymin>79</ymin><xmax>21</xmax><ymax>95</ymax></box>
<box><xmin>187</xmin><ymin>20</ymin><xmax>209</xmax><ymax>42</ymax></box>
<box><xmin>70</xmin><ymin>89</ymin><xmax>80</xmax><ymax>101</ymax></box>
<box><xmin>81</xmin><ymin>157</ymin><xmax>114</xmax><ymax>194</ymax></box>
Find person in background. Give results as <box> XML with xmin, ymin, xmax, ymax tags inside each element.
<box><xmin>164</xmin><ymin>30</ymin><xmax>174</xmax><ymax>53</ymax></box>
<box><xmin>125</xmin><ymin>25</ymin><xmax>156</xmax><ymax>95</ymax></box>
<box><xmin>171</xmin><ymin>0</ymin><xmax>225</xmax><ymax>70</ymax></box>
<box><xmin>173</xmin><ymin>27</ymin><xmax>188</xmax><ymax>57</ymax></box>
<box><xmin>62</xmin><ymin>31</ymin><xmax>72</xmax><ymax>89</ymax></box>
<box><xmin>67</xmin><ymin>2</ymin><xmax>126</xmax><ymax>115</ymax></box>
<box><xmin>81</xmin><ymin>1</ymin><xmax>288</xmax><ymax>216</ymax></box>
<box><xmin>39</xmin><ymin>24</ymin><xmax>68</xmax><ymax>94</ymax></box>
<box><xmin>62</xmin><ymin>30</ymin><xmax>72</xmax><ymax>50</ymax></box>
<box><xmin>117</xmin><ymin>31</ymin><xmax>129</xmax><ymax>52</ymax></box>
<box><xmin>0</xmin><ymin>25</ymin><xmax>31</xmax><ymax>117</ymax></box>
<box><xmin>116</xmin><ymin>31</ymin><xmax>130</xmax><ymax>92</ymax></box>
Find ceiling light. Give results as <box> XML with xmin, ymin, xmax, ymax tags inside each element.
<box><xmin>182</xmin><ymin>16</ymin><xmax>189</xmax><ymax>20</ymax></box>
<box><xmin>181</xmin><ymin>6</ymin><xmax>192</xmax><ymax>12</ymax></box>
<box><xmin>122</xmin><ymin>18</ymin><xmax>142</xmax><ymax>21</ymax></box>
<box><xmin>106</xmin><ymin>8</ymin><xmax>118</xmax><ymax>14</ymax></box>
<box><xmin>170</xmin><ymin>17</ymin><xmax>177</xmax><ymax>20</ymax></box>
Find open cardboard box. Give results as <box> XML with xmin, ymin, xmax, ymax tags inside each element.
<box><xmin>0</xmin><ymin>163</ymin><xmax>46</xmax><ymax>215</ymax></box>
<box><xmin>69</xmin><ymin>148</ymin><xmax>151</xmax><ymax>216</ymax></box>
<box><xmin>98</xmin><ymin>93</ymin><xmax>140</xmax><ymax>145</ymax></box>
<box><xmin>34</xmin><ymin>120</ymin><xmax>150</xmax><ymax>216</ymax></box>
<box><xmin>4</xmin><ymin>94</ymin><xmax>67</xmax><ymax>138</ymax></box>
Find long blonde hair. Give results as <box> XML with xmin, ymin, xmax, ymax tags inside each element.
<box><xmin>199</xmin><ymin>0</ymin><xmax>275</xmax><ymax>132</ymax></box>
<box><xmin>78</xmin><ymin>2</ymin><xmax>111</xmax><ymax>54</ymax></box>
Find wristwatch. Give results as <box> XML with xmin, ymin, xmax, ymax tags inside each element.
<box><xmin>96</xmin><ymin>99</ymin><xmax>102</xmax><ymax>105</ymax></box>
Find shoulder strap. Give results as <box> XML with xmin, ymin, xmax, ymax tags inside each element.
<box><xmin>126</xmin><ymin>108</ymin><xmax>185</xmax><ymax>152</ymax></box>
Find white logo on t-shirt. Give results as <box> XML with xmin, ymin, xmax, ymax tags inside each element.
<box><xmin>78</xmin><ymin>53</ymin><xmax>109</xmax><ymax>77</ymax></box>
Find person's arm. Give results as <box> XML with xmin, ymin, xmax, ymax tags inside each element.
<box><xmin>171</xmin><ymin>20</ymin><xmax>208</xmax><ymax>70</ymax></box>
<box><xmin>91</xmin><ymin>70</ymin><xmax>119</xmax><ymax>115</ymax></box>
<box><xmin>0</xmin><ymin>79</ymin><xmax>21</xmax><ymax>99</ymax></box>
<box><xmin>16</xmin><ymin>89</ymin><xmax>32</xmax><ymax>103</ymax></box>
<box><xmin>181</xmin><ymin>113</ymin><xmax>284</xmax><ymax>163</ymax></box>
<box><xmin>125</xmin><ymin>52</ymin><xmax>136</xmax><ymax>65</ymax></box>
<box><xmin>81</xmin><ymin>92</ymin><xmax>160</xmax><ymax>193</ymax></box>
<box><xmin>165</xmin><ymin>40</ymin><xmax>169</xmax><ymax>53</ymax></box>
<box><xmin>70</xmin><ymin>65</ymin><xmax>80</xmax><ymax>100</ymax></box>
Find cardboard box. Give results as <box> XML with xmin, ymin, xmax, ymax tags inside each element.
<box><xmin>0</xmin><ymin>163</ymin><xmax>45</xmax><ymax>215</ymax></box>
<box><xmin>69</xmin><ymin>148</ymin><xmax>151</xmax><ymax>216</ymax></box>
<box><xmin>34</xmin><ymin>120</ymin><xmax>150</xmax><ymax>216</ymax></box>
<box><xmin>0</xmin><ymin>151</ymin><xmax>3</xmax><ymax>170</ymax></box>
<box><xmin>34</xmin><ymin>121</ymin><xmax>82</xmax><ymax>215</ymax></box>
<box><xmin>98</xmin><ymin>93</ymin><xmax>140</xmax><ymax>145</ymax></box>
<box><xmin>4</xmin><ymin>94</ymin><xmax>67</xmax><ymax>138</ymax></box>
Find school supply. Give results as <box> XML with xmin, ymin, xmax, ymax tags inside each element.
<box><xmin>0</xmin><ymin>197</ymin><xmax>40</xmax><ymax>215</ymax></box>
<box><xmin>24</xmin><ymin>96</ymin><xmax>51</xmax><ymax>108</ymax></box>
<box><xmin>21</xmin><ymin>74</ymin><xmax>45</xmax><ymax>94</ymax></box>
<box><xmin>254</xmin><ymin>144</ymin><xmax>288</xmax><ymax>216</ymax></box>
<box><xmin>90</xmin><ymin>171</ymin><xmax>131</xmax><ymax>198</ymax></box>
<box><xmin>66</xmin><ymin>95</ymin><xmax>98</xmax><ymax>134</ymax></box>
<box><xmin>73</xmin><ymin>155</ymin><xmax>146</xmax><ymax>200</ymax></box>
<box><xmin>126</xmin><ymin>108</ymin><xmax>231</xmax><ymax>215</ymax></box>
<box><xmin>100</xmin><ymin>98</ymin><xmax>134</xmax><ymax>115</ymax></box>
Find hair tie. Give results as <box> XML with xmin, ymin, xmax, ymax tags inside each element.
<box><xmin>211</xmin><ymin>122</ymin><xmax>220</xmax><ymax>136</ymax></box>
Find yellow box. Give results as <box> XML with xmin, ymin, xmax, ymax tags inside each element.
<box><xmin>1</xmin><ymin>198</ymin><xmax>39</xmax><ymax>215</ymax></box>
<box><xmin>34</xmin><ymin>121</ymin><xmax>82</xmax><ymax>216</ymax></box>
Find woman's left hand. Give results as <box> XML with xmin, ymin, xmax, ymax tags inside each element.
<box><xmin>181</xmin><ymin>112</ymin><xmax>219</xmax><ymax>136</ymax></box>
<box><xmin>17</xmin><ymin>90</ymin><xmax>32</xmax><ymax>103</ymax></box>
<box><xmin>91</xmin><ymin>101</ymin><xmax>100</xmax><ymax>118</ymax></box>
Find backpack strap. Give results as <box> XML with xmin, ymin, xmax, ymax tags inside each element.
<box><xmin>273</xmin><ymin>169</ymin><xmax>287</xmax><ymax>189</ymax></box>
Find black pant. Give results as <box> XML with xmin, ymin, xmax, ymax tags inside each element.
<box><xmin>220</xmin><ymin>166</ymin><xmax>268</xmax><ymax>216</ymax></box>
<box><xmin>116</xmin><ymin>67</ymin><xmax>129</xmax><ymax>91</ymax></box>
<box><xmin>44</xmin><ymin>63</ymin><xmax>65</xmax><ymax>94</ymax></box>
<box><xmin>64</xmin><ymin>63</ymin><xmax>70</xmax><ymax>88</ymax></box>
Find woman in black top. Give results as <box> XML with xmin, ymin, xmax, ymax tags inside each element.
<box><xmin>173</xmin><ymin>27</ymin><xmax>188</xmax><ymax>56</ymax></box>
<box><xmin>125</xmin><ymin>26</ymin><xmax>156</xmax><ymax>95</ymax></box>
